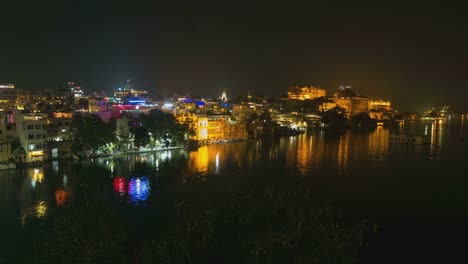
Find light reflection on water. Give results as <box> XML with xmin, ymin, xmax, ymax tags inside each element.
<box><xmin>112</xmin><ymin>176</ymin><xmax>151</xmax><ymax>205</ymax></box>
<box><xmin>3</xmin><ymin>120</ymin><xmax>466</xmax><ymax>226</ymax></box>
<box><xmin>128</xmin><ymin>177</ymin><xmax>151</xmax><ymax>204</ymax></box>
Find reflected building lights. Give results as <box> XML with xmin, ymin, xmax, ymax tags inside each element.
<box><xmin>296</xmin><ymin>135</ymin><xmax>309</xmax><ymax>175</ymax></box>
<box><xmin>113</xmin><ymin>177</ymin><xmax>126</xmax><ymax>196</ymax></box>
<box><xmin>30</xmin><ymin>168</ymin><xmax>44</xmax><ymax>189</ymax></box>
<box><xmin>160</xmin><ymin>151</ymin><xmax>171</xmax><ymax>160</ymax></box>
<box><xmin>55</xmin><ymin>189</ymin><xmax>67</xmax><ymax>207</ymax></box>
<box><xmin>190</xmin><ymin>146</ymin><xmax>209</xmax><ymax>174</ymax></box>
<box><xmin>215</xmin><ymin>152</ymin><xmax>220</xmax><ymax>173</ymax></box>
<box><xmin>128</xmin><ymin>177</ymin><xmax>151</xmax><ymax>204</ymax></box>
<box><xmin>52</xmin><ymin>160</ymin><xmax>59</xmax><ymax>173</ymax></box>
<box><xmin>337</xmin><ymin>133</ymin><xmax>350</xmax><ymax>171</ymax></box>
<box><xmin>63</xmin><ymin>175</ymin><xmax>68</xmax><ymax>187</ymax></box>
<box><xmin>35</xmin><ymin>200</ymin><xmax>47</xmax><ymax>218</ymax></box>
<box><xmin>368</xmin><ymin>126</ymin><xmax>389</xmax><ymax>161</ymax></box>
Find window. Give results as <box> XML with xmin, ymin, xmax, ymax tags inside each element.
<box><xmin>35</xmin><ymin>125</ymin><xmax>41</xmax><ymax>129</ymax></box>
<box><xmin>28</xmin><ymin>144</ymin><xmax>34</xmax><ymax>150</ymax></box>
<box><xmin>27</xmin><ymin>125</ymin><xmax>33</xmax><ymax>130</ymax></box>
<box><xmin>36</xmin><ymin>134</ymin><xmax>41</xmax><ymax>139</ymax></box>
<box><xmin>43</xmin><ymin>134</ymin><xmax>46</xmax><ymax>138</ymax></box>
<box><xmin>28</xmin><ymin>134</ymin><xmax>34</xmax><ymax>140</ymax></box>
<box><xmin>35</xmin><ymin>144</ymin><xmax>42</xmax><ymax>150</ymax></box>
<box><xmin>43</xmin><ymin>144</ymin><xmax>47</xmax><ymax>149</ymax></box>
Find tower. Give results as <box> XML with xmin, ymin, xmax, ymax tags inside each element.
<box><xmin>124</xmin><ymin>78</ymin><xmax>133</xmax><ymax>91</ymax></box>
<box><xmin>220</xmin><ymin>89</ymin><xmax>228</xmax><ymax>102</ymax></box>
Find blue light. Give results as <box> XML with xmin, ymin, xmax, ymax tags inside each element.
<box><xmin>127</xmin><ymin>97</ymin><xmax>146</xmax><ymax>105</ymax></box>
<box><xmin>128</xmin><ymin>177</ymin><xmax>151</xmax><ymax>204</ymax></box>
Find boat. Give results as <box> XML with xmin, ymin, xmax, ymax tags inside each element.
<box><xmin>389</xmin><ymin>134</ymin><xmax>429</xmax><ymax>145</ymax></box>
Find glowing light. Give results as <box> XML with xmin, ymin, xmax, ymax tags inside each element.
<box><xmin>215</xmin><ymin>152</ymin><xmax>220</xmax><ymax>173</ymax></box>
<box><xmin>55</xmin><ymin>189</ymin><xmax>67</xmax><ymax>207</ymax></box>
<box><xmin>113</xmin><ymin>177</ymin><xmax>126</xmax><ymax>196</ymax></box>
<box><xmin>35</xmin><ymin>200</ymin><xmax>47</xmax><ymax>218</ymax></box>
<box><xmin>128</xmin><ymin>177</ymin><xmax>151</xmax><ymax>204</ymax></box>
<box><xmin>31</xmin><ymin>168</ymin><xmax>44</xmax><ymax>188</ymax></box>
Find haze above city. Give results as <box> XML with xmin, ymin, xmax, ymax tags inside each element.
<box><xmin>1</xmin><ymin>2</ymin><xmax>467</xmax><ymax>112</ymax></box>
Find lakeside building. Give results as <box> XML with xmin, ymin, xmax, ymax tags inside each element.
<box><xmin>46</xmin><ymin>112</ymin><xmax>73</xmax><ymax>159</ymax></box>
<box><xmin>333</xmin><ymin>86</ymin><xmax>369</xmax><ymax>117</ymax></box>
<box><xmin>15</xmin><ymin>113</ymin><xmax>48</xmax><ymax>163</ymax></box>
<box><xmin>176</xmin><ymin>113</ymin><xmax>247</xmax><ymax>143</ymax></box>
<box><xmin>368</xmin><ymin>99</ymin><xmax>392</xmax><ymax>111</ymax></box>
<box><xmin>368</xmin><ymin>99</ymin><xmax>392</xmax><ymax>120</ymax></box>
<box><xmin>0</xmin><ymin>83</ymin><xmax>18</xmax><ymax>112</ymax></box>
<box><xmin>287</xmin><ymin>85</ymin><xmax>326</xmax><ymax>100</ymax></box>
<box><xmin>0</xmin><ymin>115</ymin><xmax>12</xmax><ymax>163</ymax></box>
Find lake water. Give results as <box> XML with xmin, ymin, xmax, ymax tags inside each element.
<box><xmin>1</xmin><ymin>119</ymin><xmax>467</xmax><ymax>263</ymax></box>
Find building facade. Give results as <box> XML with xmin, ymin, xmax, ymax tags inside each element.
<box><xmin>15</xmin><ymin>113</ymin><xmax>48</xmax><ymax>163</ymax></box>
<box><xmin>288</xmin><ymin>85</ymin><xmax>326</xmax><ymax>100</ymax></box>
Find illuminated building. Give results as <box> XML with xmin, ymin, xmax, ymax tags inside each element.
<box><xmin>319</xmin><ymin>99</ymin><xmax>337</xmax><ymax>112</ymax></box>
<box><xmin>231</xmin><ymin>103</ymin><xmax>253</xmax><ymax>120</ymax></box>
<box><xmin>177</xmin><ymin>113</ymin><xmax>247</xmax><ymax>143</ymax></box>
<box><xmin>287</xmin><ymin>85</ymin><xmax>326</xmax><ymax>100</ymax></box>
<box><xmin>46</xmin><ymin>112</ymin><xmax>73</xmax><ymax>159</ymax></box>
<box><xmin>88</xmin><ymin>97</ymin><xmax>108</xmax><ymax>112</ymax></box>
<box><xmin>0</xmin><ymin>83</ymin><xmax>14</xmax><ymax>89</ymax></box>
<box><xmin>62</xmin><ymin>81</ymin><xmax>84</xmax><ymax>102</ymax></box>
<box><xmin>367</xmin><ymin>100</ymin><xmax>392</xmax><ymax>120</ymax></box>
<box><xmin>115</xmin><ymin>116</ymin><xmax>134</xmax><ymax>151</ymax></box>
<box><xmin>0</xmin><ymin>83</ymin><xmax>17</xmax><ymax>111</ymax></box>
<box><xmin>15</xmin><ymin>113</ymin><xmax>48</xmax><ymax>163</ymax></box>
<box><xmin>114</xmin><ymin>79</ymin><xmax>152</xmax><ymax>105</ymax></box>
<box><xmin>333</xmin><ymin>87</ymin><xmax>369</xmax><ymax>117</ymax></box>
<box><xmin>368</xmin><ymin>99</ymin><xmax>392</xmax><ymax>111</ymax></box>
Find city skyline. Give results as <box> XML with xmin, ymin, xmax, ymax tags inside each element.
<box><xmin>1</xmin><ymin>3</ymin><xmax>468</xmax><ymax>112</ymax></box>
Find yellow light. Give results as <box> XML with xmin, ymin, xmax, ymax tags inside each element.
<box><xmin>35</xmin><ymin>200</ymin><xmax>47</xmax><ymax>218</ymax></box>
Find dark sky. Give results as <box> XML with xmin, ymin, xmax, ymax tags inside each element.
<box><xmin>1</xmin><ymin>2</ymin><xmax>467</xmax><ymax>111</ymax></box>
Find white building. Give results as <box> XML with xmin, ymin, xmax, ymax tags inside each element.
<box><xmin>16</xmin><ymin>113</ymin><xmax>48</xmax><ymax>163</ymax></box>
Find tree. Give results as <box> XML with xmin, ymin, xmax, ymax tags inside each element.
<box><xmin>142</xmin><ymin>109</ymin><xmax>189</xmax><ymax>148</ymax></box>
<box><xmin>322</xmin><ymin>107</ymin><xmax>349</xmax><ymax>132</ymax></box>
<box><xmin>70</xmin><ymin>114</ymin><xmax>116</xmax><ymax>156</ymax></box>
<box><xmin>350</xmin><ymin>112</ymin><xmax>377</xmax><ymax>130</ymax></box>
<box><xmin>133</xmin><ymin>126</ymin><xmax>150</xmax><ymax>148</ymax></box>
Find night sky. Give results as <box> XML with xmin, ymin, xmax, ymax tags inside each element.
<box><xmin>1</xmin><ymin>2</ymin><xmax>467</xmax><ymax>111</ymax></box>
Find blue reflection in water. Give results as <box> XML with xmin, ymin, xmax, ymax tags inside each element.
<box><xmin>128</xmin><ymin>177</ymin><xmax>151</xmax><ymax>204</ymax></box>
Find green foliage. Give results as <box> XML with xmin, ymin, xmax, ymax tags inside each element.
<box><xmin>142</xmin><ymin>109</ymin><xmax>189</xmax><ymax>148</ymax></box>
<box><xmin>70</xmin><ymin>114</ymin><xmax>116</xmax><ymax>156</ymax></box>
